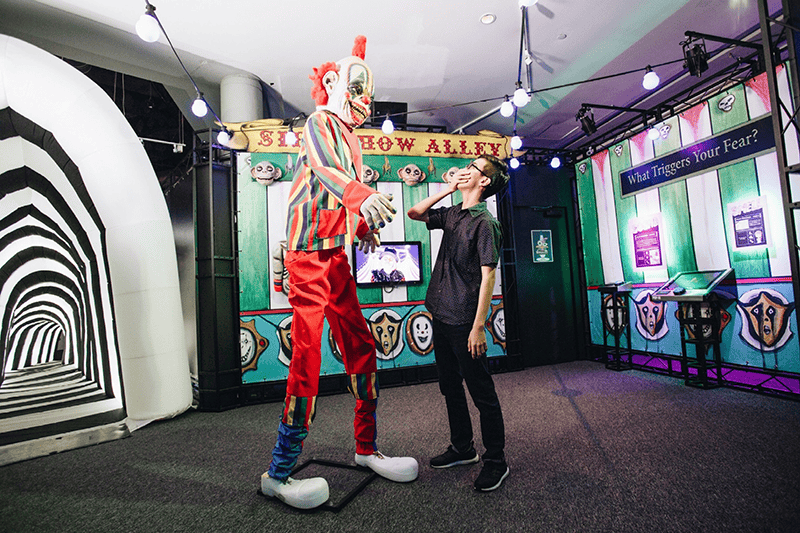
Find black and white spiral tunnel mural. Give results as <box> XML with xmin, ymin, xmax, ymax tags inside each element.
<box><xmin>0</xmin><ymin>35</ymin><xmax>191</xmax><ymax>462</ymax></box>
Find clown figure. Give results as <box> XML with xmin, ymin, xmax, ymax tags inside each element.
<box><xmin>260</xmin><ymin>36</ymin><xmax>418</xmax><ymax>510</ymax></box>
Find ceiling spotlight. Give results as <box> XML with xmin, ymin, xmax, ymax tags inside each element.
<box><xmin>683</xmin><ymin>40</ymin><xmax>709</xmax><ymax>77</ymax></box>
<box><xmin>480</xmin><ymin>13</ymin><xmax>496</xmax><ymax>24</ymax></box>
<box><xmin>550</xmin><ymin>156</ymin><xmax>561</xmax><ymax>169</ymax></box>
<box><xmin>513</xmin><ymin>85</ymin><xmax>530</xmax><ymax>108</ymax></box>
<box><xmin>509</xmin><ymin>157</ymin><xmax>520</xmax><ymax>169</ymax></box>
<box><xmin>511</xmin><ymin>135</ymin><xmax>523</xmax><ymax>150</ymax></box>
<box><xmin>642</xmin><ymin>66</ymin><xmax>660</xmax><ymax>90</ymax></box>
<box><xmin>381</xmin><ymin>116</ymin><xmax>395</xmax><ymax>135</ymax></box>
<box><xmin>576</xmin><ymin>106</ymin><xmax>596</xmax><ymax>136</ymax></box>
<box><xmin>191</xmin><ymin>94</ymin><xmax>208</xmax><ymax>117</ymax></box>
<box><xmin>500</xmin><ymin>98</ymin><xmax>514</xmax><ymax>118</ymax></box>
<box><xmin>519</xmin><ymin>0</ymin><xmax>539</xmax><ymax>7</ymax></box>
<box><xmin>135</xmin><ymin>3</ymin><xmax>160</xmax><ymax>43</ymax></box>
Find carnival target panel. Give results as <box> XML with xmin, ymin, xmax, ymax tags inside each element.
<box><xmin>235</xmin><ymin>128</ymin><xmax>510</xmax><ymax>383</ymax></box>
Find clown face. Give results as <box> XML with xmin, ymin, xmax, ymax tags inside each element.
<box><xmin>362</xmin><ymin>165</ymin><xmax>380</xmax><ymax>184</ymax></box>
<box><xmin>251</xmin><ymin>161</ymin><xmax>282</xmax><ymax>186</ymax></box>
<box><xmin>441</xmin><ymin>166</ymin><xmax>459</xmax><ymax>184</ymax></box>
<box><xmin>398</xmin><ymin>163</ymin><xmax>426</xmax><ymax>186</ymax></box>
<box><xmin>323</xmin><ymin>57</ymin><xmax>374</xmax><ymax>127</ymax></box>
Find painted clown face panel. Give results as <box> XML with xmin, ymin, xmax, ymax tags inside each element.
<box><xmin>633</xmin><ymin>290</ymin><xmax>668</xmax><ymax>341</ymax></box>
<box><xmin>368</xmin><ymin>310</ymin><xmax>403</xmax><ymax>360</ymax></box>
<box><xmin>326</xmin><ymin>57</ymin><xmax>374</xmax><ymax>127</ymax></box>
<box><xmin>737</xmin><ymin>289</ymin><xmax>795</xmax><ymax>350</ymax></box>
<box><xmin>406</xmin><ymin>311</ymin><xmax>433</xmax><ymax>355</ymax></box>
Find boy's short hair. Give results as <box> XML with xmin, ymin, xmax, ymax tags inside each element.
<box><xmin>479</xmin><ymin>154</ymin><xmax>510</xmax><ymax>200</ymax></box>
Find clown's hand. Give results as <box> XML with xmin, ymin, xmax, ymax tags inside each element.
<box><xmin>358</xmin><ymin>230</ymin><xmax>381</xmax><ymax>253</ymax></box>
<box><xmin>360</xmin><ymin>192</ymin><xmax>396</xmax><ymax>230</ymax></box>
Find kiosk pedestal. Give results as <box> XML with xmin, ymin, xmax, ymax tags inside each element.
<box><xmin>599</xmin><ymin>282</ymin><xmax>632</xmax><ymax>371</ymax></box>
<box><xmin>652</xmin><ymin>269</ymin><xmax>734</xmax><ymax>390</ymax></box>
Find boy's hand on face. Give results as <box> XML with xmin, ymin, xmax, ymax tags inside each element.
<box><xmin>448</xmin><ymin>172</ymin><xmax>469</xmax><ymax>193</ymax></box>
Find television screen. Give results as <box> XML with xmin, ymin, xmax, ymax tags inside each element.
<box><xmin>352</xmin><ymin>241</ymin><xmax>422</xmax><ymax>287</ymax></box>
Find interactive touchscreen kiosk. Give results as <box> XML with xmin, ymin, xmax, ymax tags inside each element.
<box><xmin>652</xmin><ymin>268</ymin><xmax>734</xmax><ymax>389</ymax></box>
<box><xmin>652</xmin><ymin>268</ymin><xmax>734</xmax><ymax>302</ymax></box>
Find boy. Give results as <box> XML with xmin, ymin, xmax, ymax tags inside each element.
<box><xmin>407</xmin><ymin>155</ymin><xmax>510</xmax><ymax>492</ymax></box>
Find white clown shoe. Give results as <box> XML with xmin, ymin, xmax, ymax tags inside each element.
<box><xmin>260</xmin><ymin>473</ymin><xmax>329</xmax><ymax>509</ymax></box>
<box><xmin>355</xmin><ymin>451</ymin><xmax>419</xmax><ymax>482</ymax></box>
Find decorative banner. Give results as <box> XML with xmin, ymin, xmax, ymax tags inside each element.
<box><xmin>728</xmin><ymin>196</ymin><xmax>770</xmax><ymax>249</ymax></box>
<box><xmin>619</xmin><ymin>115</ymin><xmax>775</xmax><ymax>197</ymax></box>
<box><xmin>531</xmin><ymin>230</ymin><xmax>554</xmax><ymax>263</ymax></box>
<box><xmin>221</xmin><ymin>119</ymin><xmax>511</xmax><ymax>159</ymax></box>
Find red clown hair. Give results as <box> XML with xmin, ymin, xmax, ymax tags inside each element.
<box><xmin>308</xmin><ymin>36</ymin><xmax>367</xmax><ymax>106</ymax></box>
<box><xmin>309</xmin><ymin>61</ymin><xmax>339</xmax><ymax>106</ymax></box>
<box><xmin>352</xmin><ymin>35</ymin><xmax>366</xmax><ymax>60</ymax></box>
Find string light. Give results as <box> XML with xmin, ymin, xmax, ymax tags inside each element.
<box><xmin>500</xmin><ymin>98</ymin><xmax>514</xmax><ymax>118</ymax></box>
<box><xmin>509</xmin><ymin>157</ymin><xmax>520</xmax><ymax>169</ymax></box>
<box><xmin>217</xmin><ymin>129</ymin><xmax>232</xmax><ymax>144</ymax></box>
<box><xmin>648</xmin><ymin>127</ymin><xmax>661</xmax><ymax>140</ymax></box>
<box><xmin>285</xmin><ymin>128</ymin><xmax>297</xmax><ymax>145</ymax></box>
<box><xmin>191</xmin><ymin>94</ymin><xmax>208</xmax><ymax>117</ymax></box>
<box><xmin>510</xmin><ymin>135</ymin><xmax>523</xmax><ymax>150</ymax></box>
<box><xmin>135</xmin><ymin>2</ymin><xmax>227</xmax><ymax>139</ymax></box>
<box><xmin>642</xmin><ymin>66</ymin><xmax>660</xmax><ymax>90</ymax></box>
<box><xmin>513</xmin><ymin>84</ymin><xmax>530</xmax><ymax>108</ymax></box>
<box><xmin>135</xmin><ymin>3</ymin><xmax>160</xmax><ymax>42</ymax></box>
<box><xmin>550</xmin><ymin>156</ymin><xmax>561</xmax><ymax>168</ymax></box>
<box><xmin>381</xmin><ymin>115</ymin><xmax>395</xmax><ymax>135</ymax></box>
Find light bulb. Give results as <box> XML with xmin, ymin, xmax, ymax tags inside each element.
<box><xmin>510</xmin><ymin>135</ymin><xmax>523</xmax><ymax>150</ymax></box>
<box><xmin>136</xmin><ymin>13</ymin><xmax>160</xmax><ymax>43</ymax></box>
<box><xmin>509</xmin><ymin>157</ymin><xmax>520</xmax><ymax>169</ymax></box>
<box><xmin>642</xmin><ymin>69</ymin><xmax>660</xmax><ymax>90</ymax></box>
<box><xmin>381</xmin><ymin>117</ymin><xmax>395</xmax><ymax>135</ymax></box>
<box><xmin>550</xmin><ymin>156</ymin><xmax>561</xmax><ymax>169</ymax></box>
<box><xmin>191</xmin><ymin>97</ymin><xmax>208</xmax><ymax>117</ymax></box>
<box><xmin>648</xmin><ymin>127</ymin><xmax>661</xmax><ymax>140</ymax></box>
<box><xmin>217</xmin><ymin>130</ymin><xmax>231</xmax><ymax>145</ymax></box>
<box><xmin>500</xmin><ymin>100</ymin><xmax>514</xmax><ymax>118</ymax></box>
<box><xmin>285</xmin><ymin>130</ymin><xmax>297</xmax><ymax>145</ymax></box>
<box><xmin>513</xmin><ymin>87</ymin><xmax>530</xmax><ymax>107</ymax></box>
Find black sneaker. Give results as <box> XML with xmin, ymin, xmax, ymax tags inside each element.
<box><xmin>473</xmin><ymin>462</ymin><xmax>509</xmax><ymax>491</ymax></box>
<box><xmin>430</xmin><ymin>445</ymin><xmax>480</xmax><ymax>469</ymax></box>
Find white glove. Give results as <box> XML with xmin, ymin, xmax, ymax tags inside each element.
<box><xmin>359</xmin><ymin>192</ymin><xmax>396</xmax><ymax>230</ymax></box>
<box><xmin>358</xmin><ymin>230</ymin><xmax>381</xmax><ymax>253</ymax></box>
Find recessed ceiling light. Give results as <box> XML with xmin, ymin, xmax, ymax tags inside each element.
<box><xmin>480</xmin><ymin>13</ymin><xmax>496</xmax><ymax>24</ymax></box>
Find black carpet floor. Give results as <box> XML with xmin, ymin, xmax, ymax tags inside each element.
<box><xmin>1</xmin><ymin>361</ymin><xmax>798</xmax><ymax>533</ymax></box>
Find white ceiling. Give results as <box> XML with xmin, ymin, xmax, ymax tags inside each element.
<box><xmin>0</xmin><ymin>0</ymin><xmax>783</xmax><ymax>153</ymax></box>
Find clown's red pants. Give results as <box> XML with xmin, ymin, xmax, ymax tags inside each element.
<box><xmin>275</xmin><ymin>247</ymin><xmax>378</xmax><ymax>460</ymax></box>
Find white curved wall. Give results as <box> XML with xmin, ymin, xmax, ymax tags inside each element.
<box><xmin>0</xmin><ymin>34</ymin><xmax>191</xmax><ymax>428</ymax></box>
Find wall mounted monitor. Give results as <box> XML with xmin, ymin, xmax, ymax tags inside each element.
<box><xmin>352</xmin><ymin>241</ymin><xmax>422</xmax><ymax>287</ymax></box>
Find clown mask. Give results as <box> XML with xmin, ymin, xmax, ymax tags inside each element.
<box><xmin>321</xmin><ymin>56</ymin><xmax>374</xmax><ymax>127</ymax></box>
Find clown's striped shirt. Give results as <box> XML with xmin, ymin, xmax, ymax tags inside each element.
<box><xmin>286</xmin><ymin>110</ymin><xmax>374</xmax><ymax>251</ymax></box>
